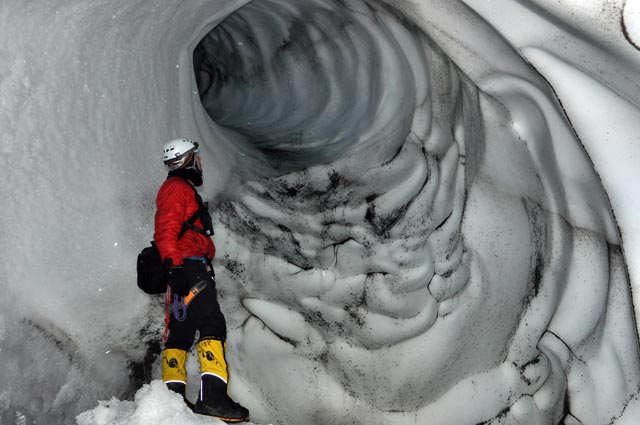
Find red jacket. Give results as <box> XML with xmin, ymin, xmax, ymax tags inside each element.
<box><xmin>154</xmin><ymin>177</ymin><xmax>215</xmax><ymax>266</ymax></box>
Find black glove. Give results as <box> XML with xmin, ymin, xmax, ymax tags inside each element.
<box><xmin>167</xmin><ymin>266</ymin><xmax>189</xmax><ymax>296</ymax></box>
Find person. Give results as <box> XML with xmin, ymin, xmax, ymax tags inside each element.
<box><xmin>154</xmin><ymin>138</ymin><xmax>249</xmax><ymax>423</ymax></box>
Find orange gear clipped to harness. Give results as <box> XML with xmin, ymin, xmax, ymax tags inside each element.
<box><xmin>162</xmin><ymin>281</ymin><xmax>208</xmax><ymax>342</ymax></box>
<box><xmin>184</xmin><ymin>280</ymin><xmax>208</xmax><ymax>306</ymax></box>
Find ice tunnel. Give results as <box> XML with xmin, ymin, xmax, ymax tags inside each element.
<box><xmin>193</xmin><ymin>0</ymin><xmax>436</xmax><ymax>173</ymax></box>
<box><xmin>1</xmin><ymin>0</ymin><xmax>640</xmax><ymax>424</ymax></box>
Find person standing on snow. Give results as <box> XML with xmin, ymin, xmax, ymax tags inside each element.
<box><xmin>154</xmin><ymin>138</ymin><xmax>249</xmax><ymax>423</ymax></box>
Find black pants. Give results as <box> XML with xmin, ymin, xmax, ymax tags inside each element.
<box><xmin>165</xmin><ymin>259</ymin><xmax>227</xmax><ymax>351</ymax></box>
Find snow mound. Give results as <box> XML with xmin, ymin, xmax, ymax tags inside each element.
<box><xmin>624</xmin><ymin>0</ymin><xmax>640</xmax><ymax>48</ymax></box>
<box><xmin>76</xmin><ymin>380</ymin><xmax>264</xmax><ymax>425</ymax></box>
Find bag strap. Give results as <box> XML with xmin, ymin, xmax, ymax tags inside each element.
<box><xmin>177</xmin><ymin>187</ymin><xmax>212</xmax><ymax>239</ymax></box>
<box><xmin>178</xmin><ymin>207</ymin><xmax>203</xmax><ymax>239</ymax></box>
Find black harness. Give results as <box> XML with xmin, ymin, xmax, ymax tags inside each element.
<box><xmin>178</xmin><ymin>186</ymin><xmax>214</xmax><ymax>239</ymax></box>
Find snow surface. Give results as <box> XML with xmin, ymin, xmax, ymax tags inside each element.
<box><xmin>0</xmin><ymin>0</ymin><xmax>639</xmax><ymax>424</ymax></box>
<box><xmin>76</xmin><ymin>380</ymin><xmax>270</xmax><ymax>425</ymax></box>
<box><xmin>76</xmin><ymin>381</ymin><xmax>227</xmax><ymax>425</ymax></box>
<box><xmin>624</xmin><ymin>0</ymin><xmax>640</xmax><ymax>49</ymax></box>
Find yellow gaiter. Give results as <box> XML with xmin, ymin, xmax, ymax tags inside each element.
<box><xmin>197</xmin><ymin>339</ymin><xmax>229</xmax><ymax>383</ymax></box>
<box><xmin>162</xmin><ymin>348</ymin><xmax>188</xmax><ymax>384</ymax></box>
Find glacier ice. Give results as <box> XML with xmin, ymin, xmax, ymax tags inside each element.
<box><xmin>0</xmin><ymin>0</ymin><xmax>639</xmax><ymax>424</ymax></box>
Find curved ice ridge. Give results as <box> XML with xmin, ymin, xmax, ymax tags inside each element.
<box><xmin>221</xmin><ymin>135</ymin><xmax>471</xmax><ymax>350</ymax></box>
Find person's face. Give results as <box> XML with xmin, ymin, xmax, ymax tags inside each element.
<box><xmin>194</xmin><ymin>153</ymin><xmax>202</xmax><ymax>174</ymax></box>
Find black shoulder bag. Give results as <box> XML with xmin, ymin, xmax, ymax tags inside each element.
<box><xmin>136</xmin><ymin>241</ymin><xmax>167</xmax><ymax>294</ymax></box>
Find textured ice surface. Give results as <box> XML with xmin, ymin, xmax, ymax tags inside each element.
<box><xmin>0</xmin><ymin>1</ymin><xmax>639</xmax><ymax>425</ymax></box>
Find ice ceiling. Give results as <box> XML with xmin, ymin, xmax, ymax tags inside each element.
<box><xmin>1</xmin><ymin>0</ymin><xmax>640</xmax><ymax>424</ymax></box>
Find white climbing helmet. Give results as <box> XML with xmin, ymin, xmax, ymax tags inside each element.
<box><xmin>162</xmin><ymin>138</ymin><xmax>199</xmax><ymax>170</ymax></box>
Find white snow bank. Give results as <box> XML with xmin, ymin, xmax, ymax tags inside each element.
<box><xmin>76</xmin><ymin>381</ymin><xmax>208</xmax><ymax>425</ymax></box>
<box><xmin>76</xmin><ymin>380</ymin><xmax>265</xmax><ymax>425</ymax></box>
<box><xmin>624</xmin><ymin>1</ymin><xmax>640</xmax><ymax>48</ymax></box>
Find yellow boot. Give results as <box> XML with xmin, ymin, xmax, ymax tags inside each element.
<box><xmin>193</xmin><ymin>339</ymin><xmax>249</xmax><ymax>422</ymax></box>
<box><xmin>162</xmin><ymin>348</ymin><xmax>191</xmax><ymax>407</ymax></box>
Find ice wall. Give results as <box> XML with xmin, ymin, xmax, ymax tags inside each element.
<box><xmin>196</xmin><ymin>1</ymin><xmax>640</xmax><ymax>423</ymax></box>
<box><xmin>0</xmin><ymin>0</ymin><xmax>639</xmax><ymax>424</ymax></box>
<box><xmin>0</xmin><ymin>1</ymin><xmax>247</xmax><ymax>422</ymax></box>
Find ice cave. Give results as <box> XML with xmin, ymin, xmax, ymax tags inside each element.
<box><xmin>1</xmin><ymin>0</ymin><xmax>639</xmax><ymax>424</ymax></box>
